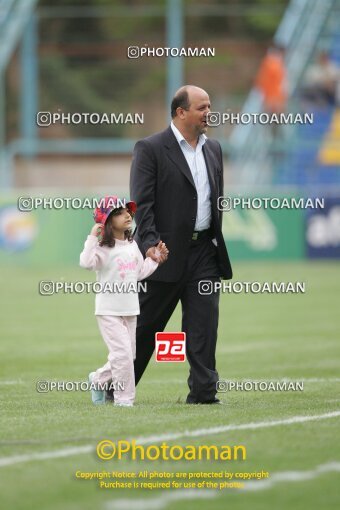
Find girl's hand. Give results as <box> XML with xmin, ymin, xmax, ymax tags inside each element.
<box><xmin>91</xmin><ymin>224</ymin><xmax>104</xmax><ymax>238</ymax></box>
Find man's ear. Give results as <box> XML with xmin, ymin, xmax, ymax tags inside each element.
<box><xmin>176</xmin><ymin>108</ymin><xmax>186</xmax><ymax>120</ymax></box>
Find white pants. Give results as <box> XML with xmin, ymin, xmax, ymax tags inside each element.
<box><xmin>93</xmin><ymin>315</ymin><xmax>137</xmax><ymax>404</ymax></box>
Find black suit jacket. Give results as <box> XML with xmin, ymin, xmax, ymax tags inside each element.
<box><xmin>129</xmin><ymin>126</ymin><xmax>232</xmax><ymax>282</ymax></box>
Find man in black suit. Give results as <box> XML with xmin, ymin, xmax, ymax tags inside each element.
<box><xmin>130</xmin><ymin>85</ymin><xmax>232</xmax><ymax>404</ymax></box>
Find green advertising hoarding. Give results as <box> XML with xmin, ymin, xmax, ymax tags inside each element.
<box><xmin>0</xmin><ymin>197</ymin><xmax>97</xmax><ymax>267</ymax></box>
<box><xmin>0</xmin><ymin>194</ymin><xmax>304</xmax><ymax>266</ymax></box>
<box><xmin>222</xmin><ymin>199</ymin><xmax>304</xmax><ymax>260</ymax></box>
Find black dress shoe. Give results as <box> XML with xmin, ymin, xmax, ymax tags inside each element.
<box><xmin>186</xmin><ymin>398</ymin><xmax>222</xmax><ymax>405</ymax></box>
<box><xmin>202</xmin><ymin>398</ymin><xmax>222</xmax><ymax>405</ymax></box>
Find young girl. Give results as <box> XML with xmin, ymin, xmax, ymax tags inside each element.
<box><xmin>80</xmin><ymin>195</ymin><xmax>168</xmax><ymax>407</ymax></box>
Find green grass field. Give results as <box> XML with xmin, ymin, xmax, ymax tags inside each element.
<box><xmin>1</xmin><ymin>261</ymin><xmax>339</xmax><ymax>510</ymax></box>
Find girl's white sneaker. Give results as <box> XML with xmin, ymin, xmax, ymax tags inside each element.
<box><xmin>114</xmin><ymin>402</ymin><xmax>133</xmax><ymax>407</ymax></box>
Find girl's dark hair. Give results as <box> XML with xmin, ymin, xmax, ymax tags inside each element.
<box><xmin>99</xmin><ymin>208</ymin><xmax>134</xmax><ymax>247</ymax></box>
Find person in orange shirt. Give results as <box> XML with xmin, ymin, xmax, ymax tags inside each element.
<box><xmin>255</xmin><ymin>44</ymin><xmax>287</xmax><ymax>114</ymax></box>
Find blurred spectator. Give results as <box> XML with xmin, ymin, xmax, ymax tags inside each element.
<box><xmin>255</xmin><ymin>44</ymin><xmax>288</xmax><ymax>115</ymax></box>
<box><xmin>301</xmin><ymin>51</ymin><xmax>340</xmax><ymax>107</ymax></box>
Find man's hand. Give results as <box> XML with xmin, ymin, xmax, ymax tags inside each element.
<box><xmin>146</xmin><ymin>241</ymin><xmax>169</xmax><ymax>264</ymax></box>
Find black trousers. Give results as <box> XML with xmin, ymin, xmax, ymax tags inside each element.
<box><xmin>135</xmin><ymin>235</ymin><xmax>221</xmax><ymax>403</ymax></box>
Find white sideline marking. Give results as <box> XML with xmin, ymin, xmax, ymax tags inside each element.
<box><xmin>142</xmin><ymin>379</ymin><xmax>184</xmax><ymax>385</ymax></box>
<box><xmin>105</xmin><ymin>461</ymin><xmax>340</xmax><ymax>509</ymax></box>
<box><xmin>143</xmin><ymin>377</ymin><xmax>340</xmax><ymax>385</ymax></box>
<box><xmin>133</xmin><ymin>411</ymin><xmax>340</xmax><ymax>444</ymax></box>
<box><xmin>218</xmin><ymin>342</ymin><xmax>269</xmax><ymax>354</ymax></box>
<box><xmin>299</xmin><ymin>378</ymin><xmax>340</xmax><ymax>383</ymax></box>
<box><xmin>243</xmin><ymin>461</ymin><xmax>340</xmax><ymax>491</ymax></box>
<box><xmin>216</xmin><ymin>378</ymin><xmax>340</xmax><ymax>383</ymax></box>
<box><xmin>0</xmin><ymin>380</ymin><xmax>23</xmax><ymax>385</ymax></box>
<box><xmin>1</xmin><ymin>377</ymin><xmax>339</xmax><ymax>386</ymax></box>
<box><xmin>0</xmin><ymin>446</ymin><xmax>93</xmax><ymax>467</ymax></box>
<box><xmin>0</xmin><ymin>411</ymin><xmax>339</xmax><ymax>468</ymax></box>
<box><xmin>106</xmin><ymin>489</ymin><xmax>215</xmax><ymax>509</ymax></box>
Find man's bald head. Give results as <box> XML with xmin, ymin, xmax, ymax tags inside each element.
<box><xmin>171</xmin><ymin>85</ymin><xmax>208</xmax><ymax>118</ymax></box>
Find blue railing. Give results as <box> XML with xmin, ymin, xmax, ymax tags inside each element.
<box><xmin>229</xmin><ymin>0</ymin><xmax>338</xmax><ymax>187</ymax></box>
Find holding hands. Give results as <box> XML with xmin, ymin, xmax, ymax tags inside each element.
<box><xmin>147</xmin><ymin>241</ymin><xmax>169</xmax><ymax>265</ymax></box>
<box><xmin>155</xmin><ymin>241</ymin><xmax>169</xmax><ymax>264</ymax></box>
<box><xmin>90</xmin><ymin>224</ymin><xmax>169</xmax><ymax>265</ymax></box>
